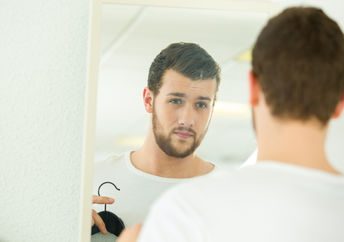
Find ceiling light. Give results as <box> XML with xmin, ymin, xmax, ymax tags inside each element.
<box><xmin>236</xmin><ymin>49</ymin><xmax>252</xmax><ymax>62</ymax></box>
<box><xmin>115</xmin><ymin>136</ymin><xmax>145</xmax><ymax>146</ymax></box>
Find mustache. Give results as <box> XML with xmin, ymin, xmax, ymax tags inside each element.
<box><xmin>173</xmin><ymin>127</ymin><xmax>196</xmax><ymax>136</ymax></box>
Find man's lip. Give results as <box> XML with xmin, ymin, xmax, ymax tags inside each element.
<box><xmin>174</xmin><ymin>131</ymin><xmax>194</xmax><ymax>138</ymax></box>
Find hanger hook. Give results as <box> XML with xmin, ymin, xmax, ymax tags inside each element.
<box><xmin>98</xmin><ymin>181</ymin><xmax>120</xmax><ymax>196</ymax></box>
<box><xmin>97</xmin><ymin>181</ymin><xmax>120</xmax><ymax>212</ymax></box>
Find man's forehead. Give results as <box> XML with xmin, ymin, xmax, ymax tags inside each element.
<box><xmin>160</xmin><ymin>80</ymin><xmax>217</xmax><ymax>99</ymax></box>
<box><xmin>161</xmin><ymin>69</ymin><xmax>216</xmax><ymax>83</ymax></box>
<box><xmin>159</xmin><ymin>69</ymin><xmax>217</xmax><ymax>98</ymax></box>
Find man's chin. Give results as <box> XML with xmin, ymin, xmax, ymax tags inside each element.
<box><xmin>167</xmin><ymin>151</ymin><xmax>192</xmax><ymax>159</ymax></box>
<box><xmin>167</xmin><ymin>146</ymin><xmax>194</xmax><ymax>158</ymax></box>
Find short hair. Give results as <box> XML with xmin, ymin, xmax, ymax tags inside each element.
<box><xmin>252</xmin><ymin>7</ymin><xmax>344</xmax><ymax>125</ymax></box>
<box><xmin>148</xmin><ymin>42</ymin><xmax>221</xmax><ymax>96</ymax></box>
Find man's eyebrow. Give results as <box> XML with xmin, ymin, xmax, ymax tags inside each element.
<box><xmin>197</xmin><ymin>96</ymin><xmax>211</xmax><ymax>101</ymax></box>
<box><xmin>167</xmin><ymin>92</ymin><xmax>212</xmax><ymax>101</ymax></box>
<box><xmin>167</xmin><ymin>92</ymin><xmax>186</xmax><ymax>98</ymax></box>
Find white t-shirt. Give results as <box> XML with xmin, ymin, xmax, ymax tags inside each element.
<box><xmin>138</xmin><ymin>161</ymin><xmax>344</xmax><ymax>242</ymax></box>
<box><xmin>92</xmin><ymin>151</ymin><xmax>219</xmax><ymax>241</ymax></box>
<box><xmin>240</xmin><ymin>148</ymin><xmax>257</xmax><ymax>168</ymax></box>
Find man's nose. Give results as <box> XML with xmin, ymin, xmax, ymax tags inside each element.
<box><xmin>178</xmin><ymin>104</ymin><xmax>195</xmax><ymax>128</ymax></box>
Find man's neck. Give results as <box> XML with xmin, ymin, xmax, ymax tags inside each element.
<box><xmin>130</xmin><ymin>137</ymin><xmax>214</xmax><ymax>178</ymax></box>
<box><xmin>256</xmin><ymin>120</ymin><xmax>341</xmax><ymax>175</ymax></box>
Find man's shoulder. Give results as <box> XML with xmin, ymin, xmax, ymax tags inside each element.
<box><xmin>159</xmin><ymin>169</ymin><xmax>232</xmax><ymax>205</ymax></box>
<box><xmin>94</xmin><ymin>152</ymin><xmax>129</xmax><ymax>172</ymax></box>
<box><xmin>93</xmin><ymin>152</ymin><xmax>131</xmax><ymax>192</ymax></box>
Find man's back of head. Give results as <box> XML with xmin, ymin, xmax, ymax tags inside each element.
<box><xmin>252</xmin><ymin>7</ymin><xmax>344</xmax><ymax>125</ymax></box>
<box><xmin>250</xmin><ymin>7</ymin><xmax>344</xmax><ymax>173</ymax></box>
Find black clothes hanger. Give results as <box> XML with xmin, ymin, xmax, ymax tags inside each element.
<box><xmin>91</xmin><ymin>181</ymin><xmax>125</xmax><ymax>236</ymax></box>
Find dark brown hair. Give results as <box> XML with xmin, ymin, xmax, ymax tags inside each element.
<box><xmin>148</xmin><ymin>42</ymin><xmax>221</xmax><ymax>96</ymax></box>
<box><xmin>252</xmin><ymin>7</ymin><xmax>344</xmax><ymax>125</ymax></box>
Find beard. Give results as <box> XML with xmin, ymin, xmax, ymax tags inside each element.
<box><xmin>152</xmin><ymin>108</ymin><xmax>206</xmax><ymax>158</ymax></box>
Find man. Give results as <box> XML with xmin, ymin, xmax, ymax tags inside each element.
<box><xmin>92</xmin><ymin>42</ymin><xmax>222</xmax><ymax>240</ymax></box>
<box><xmin>118</xmin><ymin>7</ymin><xmax>344</xmax><ymax>242</ymax></box>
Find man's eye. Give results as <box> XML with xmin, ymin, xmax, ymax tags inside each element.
<box><xmin>170</xmin><ymin>99</ymin><xmax>182</xmax><ymax>104</ymax></box>
<box><xmin>196</xmin><ymin>102</ymin><xmax>207</xmax><ymax>109</ymax></box>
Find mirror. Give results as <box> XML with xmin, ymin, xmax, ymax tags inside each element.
<box><xmin>84</xmin><ymin>1</ymin><xmax>344</xmax><ymax>241</ymax></box>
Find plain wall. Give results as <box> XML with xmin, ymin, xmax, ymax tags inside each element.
<box><xmin>0</xmin><ymin>1</ymin><xmax>89</xmax><ymax>241</ymax></box>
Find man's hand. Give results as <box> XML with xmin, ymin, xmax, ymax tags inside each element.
<box><xmin>92</xmin><ymin>195</ymin><xmax>114</xmax><ymax>234</ymax></box>
<box><xmin>117</xmin><ymin>224</ymin><xmax>142</xmax><ymax>242</ymax></box>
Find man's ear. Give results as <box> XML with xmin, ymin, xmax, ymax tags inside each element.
<box><xmin>143</xmin><ymin>87</ymin><xmax>154</xmax><ymax>113</ymax></box>
<box><xmin>332</xmin><ymin>93</ymin><xmax>344</xmax><ymax>119</ymax></box>
<box><xmin>249</xmin><ymin>71</ymin><xmax>260</xmax><ymax>106</ymax></box>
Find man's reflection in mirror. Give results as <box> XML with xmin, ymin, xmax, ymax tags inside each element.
<box><xmin>92</xmin><ymin>42</ymin><xmax>222</xmax><ymax>240</ymax></box>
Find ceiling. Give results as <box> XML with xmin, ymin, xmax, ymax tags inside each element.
<box><xmin>95</xmin><ymin>0</ymin><xmax>344</xmax><ymax>171</ymax></box>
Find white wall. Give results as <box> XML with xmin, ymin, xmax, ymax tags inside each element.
<box><xmin>0</xmin><ymin>1</ymin><xmax>89</xmax><ymax>241</ymax></box>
